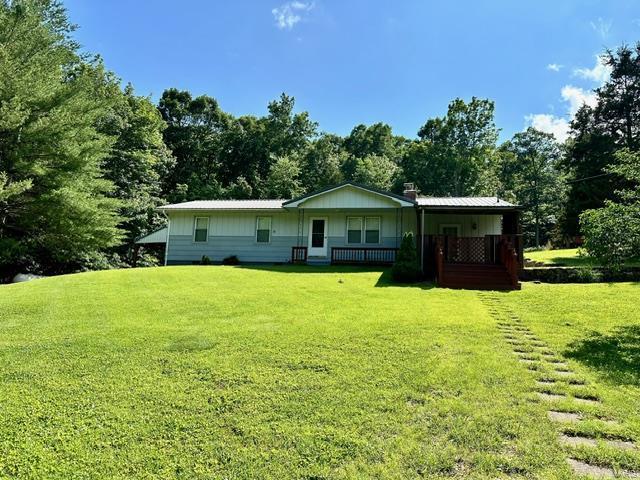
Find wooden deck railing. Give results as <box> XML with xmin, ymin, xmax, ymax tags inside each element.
<box><xmin>427</xmin><ymin>234</ymin><xmax>522</xmax><ymax>265</ymax></box>
<box><xmin>331</xmin><ymin>247</ymin><xmax>398</xmax><ymax>265</ymax></box>
<box><xmin>291</xmin><ymin>246</ymin><xmax>308</xmax><ymax>263</ymax></box>
<box><xmin>498</xmin><ymin>239</ymin><xmax>519</xmax><ymax>288</ymax></box>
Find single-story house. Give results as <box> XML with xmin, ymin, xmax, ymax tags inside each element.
<box><xmin>153</xmin><ymin>182</ymin><xmax>523</xmax><ymax>289</ymax></box>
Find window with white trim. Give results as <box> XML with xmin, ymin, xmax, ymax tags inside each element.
<box><xmin>346</xmin><ymin>217</ymin><xmax>363</xmax><ymax>244</ymax></box>
<box><xmin>193</xmin><ymin>217</ymin><xmax>209</xmax><ymax>242</ymax></box>
<box><xmin>256</xmin><ymin>216</ymin><xmax>271</xmax><ymax>243</ymax></box>
<box><xmin>364</xmin><ymin>216</ymin><xmax>380</xmax><ymax>244</ymax></box>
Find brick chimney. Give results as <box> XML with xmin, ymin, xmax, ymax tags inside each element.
<box><xmin>403</xmin><ymin>182</ymin><xmax>417</xmax><ymax>201</ymax></box>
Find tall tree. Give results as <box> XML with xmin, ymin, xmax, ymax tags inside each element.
<box><xmin>100</xmin><ymin>84</ymin><xmax>174</xmax><ymax>262</ymax></box>
<box><xmin>264</xmin><ymin>155</ymin><xmax>303</xmax><ymax>199</ymax></box>
<box><xmin>404</xmin><ymin>97</ymin><xmax>499</xmax><ymax>196</ymax></box>
<box><xmin>499</xmin><ymin>128</ymin><xmax>566</xmax><ymax>247</ymax></box>
<box><xmin>299</xmin><ymin>134</ymin><xmax>345</xmax><ymax>192</ymax></box>
<box><xmin>342</xmin><ymin>123</ymin><xmax>402</xmax><ymax>180</ymax></box>
<box><xmin>158</xmin><ymin>88</ymin><xmax>230</xmax><ymax>200</ymax></box>
<box><xmin>351</xmin><ymin>154</ymin><xmax>398</xmax><ymax>190</ymax></box>
<box><xmin>562</xmin><ymin>44</ymin><xmax>640</xmax><ymax>235</ymax></box>
<box><xmin>0</xmin><ymin>0</ymin><xmax>122</xmax><ymax>276</ymax></box>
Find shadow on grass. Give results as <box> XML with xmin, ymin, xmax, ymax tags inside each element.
<box><xmin>373</xmin><ymin>269</ymin><xmax>436</xmax><ymax>289</ymax></box>
<box><xmin>235</xmin><ymin>264</ymin><xmax>386</xmax><ymax>275</ymax></box>
<box><xmin>234</xmin><ymin>264</ymin><xmax>436</xmax><ymax>289</ymax></box>
<box><xmin>564</xmin><ymin>325</ymin><xmax>640</xmax><ymax>386</ymax></box>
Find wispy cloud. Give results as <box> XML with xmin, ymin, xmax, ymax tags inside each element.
<box><xmin>590</xmin><ymin>17</ymin><xmax>612</xmax><ymax>39</ymax></box>
<box><xmin>272</xmin><ymin>1</ymin><xmax>315</xmax><ymax>30</ymax></box>
<box><xmin>525</xmin><ymin>85</ymin><xmax>598</xmax><ymax>142</ymax></box>
<box><xmin>526</xmin><ymin>54</ymin><xmax>610</xmax><ymax>142</ymax></box>
<box><xmin>573</xmin><ymin>55</ymin><xmax>612</xmax><ymax>84</ymax></box>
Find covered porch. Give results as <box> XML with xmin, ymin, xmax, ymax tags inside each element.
<box><xmin>417</xmin><ymin>199</ymin><xmax>523</xmax><ymax>290</ymax></box>
<box><xmin>284</xmin><ymin>183</ymin><xmax>417</xmax><ymax>265</ymax></box>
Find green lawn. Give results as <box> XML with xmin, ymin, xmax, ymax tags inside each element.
<box><xmin>525</xmin><ymin>248</ymin><xmax>640</xmax><ymax>267</ymax></box>
<box><xmin>0</xmin><ymin>266</ymin><xmax>638</xmax><ymax>479</ymax></box>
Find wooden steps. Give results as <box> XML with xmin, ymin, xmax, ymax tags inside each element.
<box><xmin>439</xmin><ymin>263</ymin><xmax>520</xmax><ymax>290</ymax></box>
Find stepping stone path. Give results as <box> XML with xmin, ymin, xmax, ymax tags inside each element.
<box><xmin>477</xmin><ymin>292</ymin><xmax>639</xmax><ymax>479</ymax></box>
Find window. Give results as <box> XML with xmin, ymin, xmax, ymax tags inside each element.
<box><xmin>256</xmin><ymin>216</ymin><xmax>271</xmax><ymax>243</ymax></box>
<box><xmin>365</xmin><ymin>217</ymin><xmax>380</xmax><ymax>244</ymax></box>
<box><xmin>346</xmin><ymin>217</ymin><xmax>362</xmax><ymax>244</ymax></box>
<box><xmin>193</xmin><ymin>217</ymin><xmax>209</xmax><ymax>242</ymax></box>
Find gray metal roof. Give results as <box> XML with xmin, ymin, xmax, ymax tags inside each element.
<box><xmin>159</xmin><ymin>199</ymin><xmax>286</xmax><ymax>211</ymax></box>
<box><xmin>416</xmin><ymin>196</ymin><xmax>517</xmax><ymax>209</ymax></box>
<box><xmin>135</xmin><ymin>227</ymin><xmax>167</xmax><ymax>244</ymax></box>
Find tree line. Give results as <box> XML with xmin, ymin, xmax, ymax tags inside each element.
<box><xmin>1</xmin><ymin>1</ymin><xmax>638</xmax><ymax>278</ymax></box>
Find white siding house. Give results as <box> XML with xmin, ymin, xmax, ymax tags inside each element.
<box><xmin>156</xmin><ymin>182</ymin><xmax>522</xmax><ymax>287</ymax></box>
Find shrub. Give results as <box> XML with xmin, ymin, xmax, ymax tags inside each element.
<box><xmin>580</xmin><ymin>203</ymin><xmax>640</xmax><ymax>271</ymax></box>
<box><xmin>392</xmin><ymin>232</ymin><xmax>420</xmax><ymax>282</ymax></box>
<box><xmin>222</xmin><ymin>255</ymin><xmax>240</xmax><ymax>265</ymax></box>
<box><xmin>200</xmin><ymin>255</ymin><xmax>212</xmax><ymax>265</ymax></box>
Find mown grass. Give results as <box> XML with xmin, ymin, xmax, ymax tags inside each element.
<box><xmin>0</xmin><ymin>266</ymin><xmax>638</xmax><ymax>479</ymax></box>
<box><xmin>525</xmin><ymin>248</ymin><xmax>640</xmax><ymax>267</ymax></box>
<box><xmin>500</xmin><ymin>282</ymin><xmax>640</xmax><ymax>474</ymax></box>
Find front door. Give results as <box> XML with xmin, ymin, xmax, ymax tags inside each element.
<box><xmin>308</xmin><ymin>217</ymin><xmax>328</xmax><ymax>257</ymax></box>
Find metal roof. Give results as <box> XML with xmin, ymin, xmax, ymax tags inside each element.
<box><xmin>159</xmin><ymin>199</ymin><xmax>285</xmax><ymax>211</ymax></box>
<box><xmin>416</xmin><ymin>196</ymin><xmax>518</xmax><ymax>209</ymax></box>
<box><xmin>135</xmin><ymin>227</ymin><xmax>168</xmax><ymax>244</ymax></box>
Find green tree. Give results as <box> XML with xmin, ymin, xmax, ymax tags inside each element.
<box><xmin>299</xmin><ymin>134</ymin><xmax>345</xmax><ymax>191</ymax></box>
<box><xmin>342</xmin><ymin>123</ymin><xmax>404</xmax><ymax>180</ymax></box>
<box><xmin>264</xmin><ymin>155</ymin><xmax>303</xmax><ymax>199</ymax></box>
<box><xmin>562</xmin><ymin>44</ymin><xmax>640</xmax><ymax>236</ymax></box>
<box><xmin>407</xmin><ymin>97</ymin><xmax>499</xmax><ymax>196</ymax></box>
<box><xmin>581</xmin><ymin>149</ymin><xmax>640</xmax><ymax>268</ymax></box>
<box><xmin>101</xmin><ymin>84</ymin><xmax>174</xmax><ymax>263</ymax></box>
<box><xmin>352</xmin><ymin>155</ymin><xmax>398</xmax><ymax>190</ymax></box>
<box><xmin>0</xmin><ymin>0</ymin><xmax>122</xmax><ymax>275</ymax></box>
<box><xmin>158</xmin><ymin>88</ymin><xmax>230</xmax><ymax>199</ymax></box>
<box><xmin>499</xmin><ymin>128</ymin><xmax>566</xmax><ymax>247</ymax></box>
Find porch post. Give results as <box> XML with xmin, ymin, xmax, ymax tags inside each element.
<box><xmin>420</xmin><ymin>208</ymin><xmax>425</xmax><ymax>273</ymax></box>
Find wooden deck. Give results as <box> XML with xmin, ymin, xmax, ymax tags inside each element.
<box><xmin>432</xmin><ymin>235</ymin><xmax>521</xmax><ymax>290</ymax></box>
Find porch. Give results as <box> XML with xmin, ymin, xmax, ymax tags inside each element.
<box><xmin>417</xmin><ymin>201</ymin><xmax>523</xmax><ymax>290</ymax></box>
<box><xmin>426</xmin><ymin>234</ymin><xmax>521</xmax><ymax>290</ymax></box>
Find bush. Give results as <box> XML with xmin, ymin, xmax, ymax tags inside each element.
<box><xmin>222</xmin><ymin>255</ymin><xmax>240</xmax><ymax>265</ymax></box>
<box><xmin>392</xmin><ymin>232</ymin><xmax>420</xmax><ymax>282</ymax></box>
<box><xmin>200</xmin><ymin>255</ymin><xmax>212</xmax><ymax>265</ymax></box>
<box><xmin>580</xmin><ymin>203</ymin><xmax>640</xmax><ymax>271</ymax></box>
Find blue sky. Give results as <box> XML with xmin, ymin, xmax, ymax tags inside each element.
<box><xmin>65</xmin><ymin>0</ymin><xmax>640</xmax><ymax>142</ymax></box>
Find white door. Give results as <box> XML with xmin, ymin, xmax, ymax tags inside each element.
<box><xmin>308</xmin><ymin>217</ymin><xmax>328</xmax><ymax>257</ymax></box>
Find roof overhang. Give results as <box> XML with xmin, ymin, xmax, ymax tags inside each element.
<box><xmin>282</xmin><ymin>182</ymin><xmax>416</xmax><ymax>208</ymax></box>
<box><xmin>417</xmin><ymin>206</ymin><xmax>522</xmax><ymax>214</ymax></box>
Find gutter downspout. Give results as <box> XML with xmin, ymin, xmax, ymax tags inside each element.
<box><xmin>420</xmin><ymin>208</ymin><xmax>425</xmax><ymax>274</ymax></box>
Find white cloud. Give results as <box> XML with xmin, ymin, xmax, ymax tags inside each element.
<box><xmin>272</xmin><ymin>1</ymin><xmax>314</xmax><ymax>30</ymax></box>
<box><xmin>547</xmin><ymin>63</ymin><xmax>563</xmax><ymax>72</ymax></box>
<box><xmin>573</xmin><ymin>55</ymin><xmax>612</xmax><ymax>84</ymax></box>
<box><xmin>561</xmin><ymin>85</ymin><xmax>597</xmax><ymax>116</ymax></box>
<box><xmin>525</xmin><ymin>86</ymin><xmax>597</xmax><ymax>142</ymax></box>
<box><xmin>525</xmin><ymin>114</ymin><xmax>571</xmax><ymax>142</ymax></box>
<box><xmin>590</xmin><ymin>17</ymin><xmax>612</xmax><ymax>39</ymax></box>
